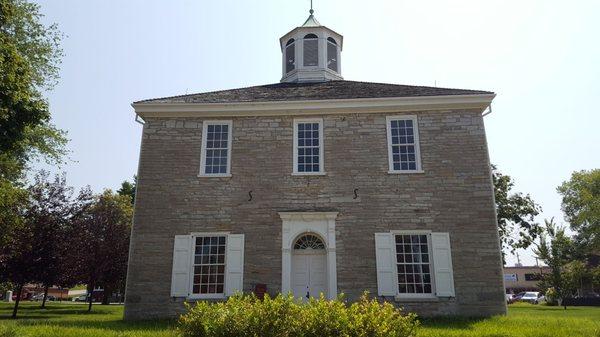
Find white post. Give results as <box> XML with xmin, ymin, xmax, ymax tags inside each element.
<box><xmin>326</xmin><ymin>217</ymin><xmax>337</xmax><ymax>299</ymax></box>
<box><xmin>281</xmin><ymin>248</ymin><xmax>291</xmax><ymax>294</ymax></box>
<box><xmin>5</xmin><ymin>291</ymin><xmax>13</xmax><ymax>302</ymax></box>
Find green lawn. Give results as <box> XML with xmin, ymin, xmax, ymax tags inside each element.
<box><xmin>0</xmin><ymin>302</ymin><xmax>598</xmax><ymax>337</ymax></box>
<box><xmin>419</xmin><ymin>303</ymin><xmax>600</xmax><ymax>337</ymax></box>
<box><xmin>0</xmin><ymin>302</ymin><xmax>176</xmax><ymax>337</ymax></box>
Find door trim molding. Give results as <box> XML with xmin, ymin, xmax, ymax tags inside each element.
<box><xmin>279</xmin><ymin>211</ymin><xmax>338</xmax><ymax>299</ymax></box>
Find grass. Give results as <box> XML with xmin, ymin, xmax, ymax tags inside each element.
<box><xmin>0</xmin><ymin>302</ymin><xmax>176</xmax><ymax>337</ymax></box>
<box><xmin>0</xmin><ymin>301</ymin><xmax>599</xmax><ymax>337</ymax></box>
<box><xmin>418</xmin><ymin>303</ymin><xmax>600</xmax><ymax>337</ymax></box>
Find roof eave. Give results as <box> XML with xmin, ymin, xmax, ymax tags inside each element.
<box><xmin>132</xmin><ymin>94</ymin><xmax>495</xmax><ymax>118</ymax></box>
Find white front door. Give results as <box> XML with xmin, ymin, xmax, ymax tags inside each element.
<box><xmin>291</xmin><ymin>250</ymin><xmax>327</xmax><ymax>300</ymax></box>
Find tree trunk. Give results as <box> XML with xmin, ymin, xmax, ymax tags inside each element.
<box><xmin>87</xmin><ymin>282</ymin><xmax>94</xmax><ymax>312</ymax></box>
<box><xmin>41</xmin><ymin>284</ymin><xmax>49</xmax><ymax>309</ymax></box>
<box><xmin>11</xmin><ymin>284</ymin><xmax>23</xmax><ymax>319</ymax></box>
<box><xmin>101</xmin><ymin>284</ymin><xmax>111</xmax><ymax>305</ymax></box>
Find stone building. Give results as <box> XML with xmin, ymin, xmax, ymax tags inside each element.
<box><xmin>124</xmin><ymin>9</ymin><xmax>506</xmax><ymax>319</ymax></box>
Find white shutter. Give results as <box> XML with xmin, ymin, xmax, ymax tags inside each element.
<box><xmin>225</xmin><ymin>234</ymin><xmax>245</xmax><ymax>296</ymax></box>
<box><xmin>375</xmin><ymin>233</ymin><xmax>397</xmax><ymax>296</ymax></box>
<box><xmin>431</xmin><ymin>232</ymin><xmax>455</xmax><ymax>297</ymax></box>
<box><xmin>170</xmin><ymin>235</ymin><xmax>192</xmax><ymax>297</ymax></box>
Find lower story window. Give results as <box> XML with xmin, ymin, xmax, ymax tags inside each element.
<box><xmin>395</xmin><ymin>234</ymin><xmax>432</xmax><ymax>294</ymax></box>
<box><xmin>192</xmin><ymin>236</ymin><xmax>226</xmax><ymax>295</ymax></box>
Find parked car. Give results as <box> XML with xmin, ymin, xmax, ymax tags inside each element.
<box><xmin>30</xmin><ymin>293</ymin><xmax>42</xmax><ymax>301</ymax></box>
<box><xmin>505</xmin><ymin>293</ymin><xmax>515</xmax><ymax>304</ymax></box>
<box><xmin>72</xmin><ymin>294</ymin><xmax>88</xmax><ymax>302</ymax></box>
<box><xmin>512</xmin><ymin>292</ymin><xmax>525</xmax><ymax>302</ymax></box>
<box><xmin>31</xmin><ymin>293</ymin><xmax>57</xmax><ymax>301</ymax></box>
<box><xmin>519</xmin><ymin>291</ymin><xmax>542</xmax><ymax>304</ymax></box>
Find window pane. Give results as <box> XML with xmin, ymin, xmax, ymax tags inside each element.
<box><xmin>192</xmin><ymin>235</ymin><xmax>226</xmax><ymax>295</ymax></box>
<box><xmin>296</xmin><ymin>121</ymin><xmax>321</xmax><ymax>173</ymax></box>
<box><xmin>395</xmin><ymin>234</ymin><xmax>433</xmax><ymax>295</ymax></box>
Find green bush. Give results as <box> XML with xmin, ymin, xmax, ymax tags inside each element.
<box><xmin>544</xmin><ymin>287</ymin><xmax>558</xmax><ymax>306</ymax></box>
<box><xmin>178</xmin><ymin>293</ymin><xmax>419</xmax><ymax>337</ymax></box>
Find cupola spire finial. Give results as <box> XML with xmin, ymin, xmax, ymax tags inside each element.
<box><xmin>309</xmin><ymin>0</ymin><xmax>314</xmax><ymax>14</ymax></box>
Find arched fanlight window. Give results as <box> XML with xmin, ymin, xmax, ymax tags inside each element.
<box><xmin>285</xmin><ymin>39</ymin><xmax>295</xmax><ymax>73</ymax></box>
<box><xmin>294</xmin><ymin>234</ymin><xmax>325</xmax><ymax>250</ymax></box>
<box><xmin>303</xmin><ymin>33</ymin><xmax>319</xmax><ymax>67</ymax></box>
<box><xmin>327</xmin><ymin>37</ymin><xmax>338</xmax><ymax>72</ymax></box>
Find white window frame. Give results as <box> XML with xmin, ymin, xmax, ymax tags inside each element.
<box><xmin>390</xmin><ymin>230</ymin><xmax>436</xmax><ymax>299</ymax></box>
<box><xmin>292</xmin><ymin>118</ymin><xmax>325</xmax><ymax>176</ymax></box>
<box><xmin>199</xmin><ymin>120</ymin><xmax>233</xmax><ymax>177</ymax></box>
<box><xmin>188</xmin><ymin>232</ymin><xmax>230</xmax><ymax>300</ymax></box>
<box><xmin>386</xmin><ymin>115</ymin><xmax>423</xmax><ymax>174</ymax></box>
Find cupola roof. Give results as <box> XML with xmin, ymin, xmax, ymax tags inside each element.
<box><xmin>301</xmin><ymin>13</ymin><xmax>321</xmax><ymax>27</ymax></box>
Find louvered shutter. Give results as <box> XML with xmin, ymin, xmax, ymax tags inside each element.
<box><xmin>431</xmin><ymin>232</ymin><xmax>455</xmax><ymax>297</ymax></box>
<box><xmin>286</xmin><ymin>43</ymin><xmax>295</xmax><ymax>73</ymax></box>
<box><xmin>327</xmin><ymin>41</ymin><xmax>338</xmax><ymax>71</ymax></box>
<box><xmin>375</xmin><ymin>233</ymin><xmax>397</xmax><ymax>296</ymax></box>
<box><xmin>170</xmin><ymin>235</ymin><xmax>192</xmax><ymax>297</ymax></box>
<box><xmin>303</xmin><ymin>39</ymin><xmax>318</xmax><ymax>66</ymax></box>
<box><xmin>225</xmin><ymin>234</ymin><xmax>245</xmax><ymax>296</ymax></box>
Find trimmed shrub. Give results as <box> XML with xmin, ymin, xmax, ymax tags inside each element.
<box><xmin>544</xmin><ymin>287</ymin><xmax>558</xmax><ymax>306</ymax></box>
<box><xmin>177</xmin><ymin>292</ymin><xmax>419</xmax><ymax>337</ymax></box>
<box><xmin>348</xmin><ymin>293</ymin><xmax>419</xmax><ymax>337</ymax></box>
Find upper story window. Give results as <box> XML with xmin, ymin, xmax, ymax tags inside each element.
<box><xmin>293</xmin><ymin>118</ymin><xmax>324</xmax><ymax>175</ymax></box>
<box><xmin>386</xmin><ymin>116</ymin><xmax>422</xmax><ymax>173</ymax></box>
<box><xmin>303</xmin><ymin>34</ymin><xmax>319</xmax><ymax>67</ymax></box>
<box><xmin>327</xmin><ymin>37</ymin><xmax>338</xmax><ymax>72</ymax></box>
<box><xmin>200</xmin><ymin>120</ymin><xmax>232</xmax><ymax>177</ymax></box>
<box><xmin>285</xmin><ymin>39</ymin><xmax>295</xmax><ymax>73</ymax></box>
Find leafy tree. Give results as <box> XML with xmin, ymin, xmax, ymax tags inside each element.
<box><xmin>533</xmin><ymin>218</ymin><xmax>577</xmax><ymax>309</ymax></box>
<box><xmin>0</xmin><ymin>0</ymin><xmax>68</xmax><ymax>180</ymax></box>
<box><xmin>69</xmin><ymin>190</ymin><xmax>133</xmax><ymax>311</ymax></box>
<box><xmin>557</xmin><ymin>169</ymin><xmax>600</xmax><ymax>251</ymax></box>
<box><xmin>0</xmin><ymin>2</ymin><xmax>68</xmax><ymax>304</ymax></box>
<box><xmin>0</xmin><ymin>194</ymin><xmax>34</xmax><ymax>318</ymax></box>
<box><xmin>117</xmin><ymin>176</ymin><xmax>137</xmax><ymax>206</ymax></box>
<box><xmin>26</xmin><ymin>171</ymin><xmax>73</xmax><ymax>308</ymax></box>
<box><xmin>592</xmin><ymin>266</ymin><xmax>600</xmax><ymax>293</ymax></box>
<box><xmin>492</xmin><ymin>165</ymin><xmax>542</xmax><ymax>259</ymax></box>
<box><xmin>0</xmin><ymin>282</ymin><xmax>13</xmax><ymax>299</ymax></box>
<box><xmin>0</xmin><ymin>171</ymin><xmax>75</xmax><ymax>317</ymax></box>
<box><xmin>0</xmin><ymin>178</ymin><xmax>27</xmax><ymax>247</ymax></box>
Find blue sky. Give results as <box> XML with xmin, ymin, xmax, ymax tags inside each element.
<box><xmin>35</xmin><ymin>0</ymin><xmax>599</xmax><ymax>266</ymax></box>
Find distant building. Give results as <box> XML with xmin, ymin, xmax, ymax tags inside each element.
<box><xmin>503</xmin><ymin>266</ymin><xmax>550</xmax><ymax>293</ymax></box>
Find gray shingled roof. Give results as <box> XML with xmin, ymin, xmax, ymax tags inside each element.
<box><xmin>134</xmin><ymin>80</ymin><xmax>493</xmax><ymax>104</ymax></box>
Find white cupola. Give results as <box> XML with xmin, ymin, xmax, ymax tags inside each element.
<box><xmin>280</xmin><ymin>8</ymin><xmax>343</xmax><ymax>83</ymax></box>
